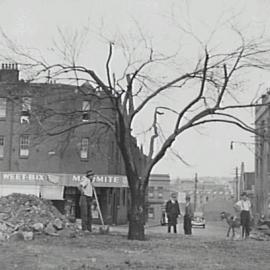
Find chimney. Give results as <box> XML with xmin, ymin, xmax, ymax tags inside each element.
<box><xmin>0</xmin><ymin>63</ymin><xmax>19</xmax><ymax>82</ymax></box>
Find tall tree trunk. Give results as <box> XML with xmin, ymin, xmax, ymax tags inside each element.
<box><xmin>128</xmin><ymin>188</ymin><xmax>146</xmax><ymax>240</ymax></box>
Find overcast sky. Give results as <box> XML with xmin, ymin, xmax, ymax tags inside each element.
<box><xmin>1</xmin><ymin>0</ymin><xmax>270</xmax><ymax>179</ymax></box>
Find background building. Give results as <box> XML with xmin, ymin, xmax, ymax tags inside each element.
<box><xmin>147</xmin><ymin>174</ymin><xmax>171</xmax><ymax>225</ymax></box>
<box><xmin>243</xmin><ymin>172</ymin><xmax>255</xmax><ymax>191</ymax></box>
<box><xmin>171</xmin><ymin>177</ymin><xmax>233</xmax><ymax>213</ymax></box>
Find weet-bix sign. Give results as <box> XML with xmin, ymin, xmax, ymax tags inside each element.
<box><xmin>0</xmin><ymin>172</ymin><xmax>128</xmax><ymax>188</ymax></box>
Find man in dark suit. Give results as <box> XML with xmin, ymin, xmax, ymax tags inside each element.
<box><xmin>184</xmin><ymin>195</ymin><xmax>194</xmax><ymax>235</ymax></box>
<box><xmin>165</xmin><ymin>193</ymin><xmax>181</xmax><ymax>233</ymax></box>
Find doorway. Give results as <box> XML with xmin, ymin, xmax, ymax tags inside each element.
<box><xmin>112</xmin><ymin>189</ymin><xmax>120</xmax><ymax>225</ymax></box>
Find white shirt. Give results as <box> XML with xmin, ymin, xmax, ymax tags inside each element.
<box><xmin>79</xmin><ymin>177</ymin><xmax>93</xmax><ymax>197</ymax></box>
<box><xmin>235</xmin><ymin>199</ymin><xmax>251</xmax><ymax>211</ymax></box>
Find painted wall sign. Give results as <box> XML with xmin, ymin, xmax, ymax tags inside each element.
<box><xmin>0</xmin><ymin>172</ymin><xmax>128</xmax><ymax>188</ymax></box>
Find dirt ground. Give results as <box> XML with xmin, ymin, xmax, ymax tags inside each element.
<box><xmin>0</xmin><ymin>228</ymin><xmax>269</xmax><ymax>270</ymax></box>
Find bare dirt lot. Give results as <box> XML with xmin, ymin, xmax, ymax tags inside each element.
<box><xmin>0</xmin><ymin>226</ymin><xmax>269</xmax><ymax>270</ymax></box>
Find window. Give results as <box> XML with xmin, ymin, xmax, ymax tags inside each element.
<box><xmin>21</xmin><ymin>97</ymin><xmax>31</xmax><ymax>124</ymax></box>
<box><xmin>0</xmin><ymin>136</ymin><xmax>4</xmax><ymax>158</ymax></box>
<box><xmin>0</xmin><ymin>98</ymin><xmax>7</xmax><ymax>118</ymax></box>
<box><xmin>148</xmin><ymin>207</ymin><xmax>155</xmax><ymax>219</ymax></box>
<box><xmin>157</xmin><ymin>187</ymin><xmax>163</xmax><ymax>199</ymax></box>
<box><xmin>80</xmin><ymin>137</ymin><xmax>89</xmax><ymax>159</ymax></box>
<box><xmin>148</xmin><ymin>186</ymin><xmax>154</xmax><ymax>198</ymax></box>
<box><xmin>82</xmin><ymin>101</ymin><xmax>90</xmax><ymax>122</ymax></box>
<box><xmin>19</xmin><ymin>135</ymin><xmax>30</xmax><ymax>158</ymax></box>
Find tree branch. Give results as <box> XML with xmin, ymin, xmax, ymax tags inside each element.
<box><xmin>190</xmin><ymin>119</ymin><xmax>257</xmax><ymax>136</ymax></box>
<box><xmin>174</xmin><ymin>49</ymin><xmax>209</xmax><ymax>131</ymax></box>
<box><xmin>106</xmin><ymin>42</ymin><xmax>114</xmax><ymax>91</ymax></box>
<box><xmin>147</xmin><ymin>108</ymin><xmax>161</xmax><ymax>160</ymax></box>
<box><xmin>129</xmin><ymin>72</ymin><xmax>197</xmax><ymax>125</ymax></box>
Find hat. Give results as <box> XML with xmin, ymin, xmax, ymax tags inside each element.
<box><xmin>241</xmin><ymin>192</ymin><xmax>247</xmax><ymax>197</ymax></box>
<box><xmin>86</xmin><ymin>169</ymin><xmax>94</xmax><ymax>177</ymax></box>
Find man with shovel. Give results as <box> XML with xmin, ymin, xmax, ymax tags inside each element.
<box><xmin>79</xmin><ymin>169</ymin><xmax>94</xmax><ymax>232</ymax></box>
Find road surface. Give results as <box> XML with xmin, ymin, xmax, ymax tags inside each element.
<box><xmin>110</xmin><ymin>221</ymin><xmax>237</xmax><ymax>239</ymax></box>
<box><xmin>147</xmin><ymin>221</ymin><xmax>235</xmax><ymax>238</ymax></box>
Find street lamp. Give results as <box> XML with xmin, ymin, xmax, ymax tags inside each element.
<box><xmin>230</xmin><ymin>141</ymin><xmax>255</xmax><ymax>152</ymax></box>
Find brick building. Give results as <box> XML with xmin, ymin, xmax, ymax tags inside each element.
<box><xmin>0</xmin><ymin>64</ymin><xmax>146</xmax><ymax>225</ymax></box>
<box><xmin>255</xmin><ymin>92</ymin><xmax>270</xmax><ymax>218</ymax></box>
<box><xmin>147</xmin><ymin>174</ymin><xmax>171</xmax><ymax>225</ymax></box>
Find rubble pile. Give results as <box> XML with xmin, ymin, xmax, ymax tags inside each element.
<box><xmin>0</xmin><ymin>193</ymin><xmax>78</xmax><ymax>241</ymax></box>
<box><xmin>250</xmin><ymin>230</ymin><xmax>270</xmax><ymax>241</ymax></box>
<box><xmin>250</xmin><ymin>219</ymin><xmax>270</xmax><ymax>241</ymax></box>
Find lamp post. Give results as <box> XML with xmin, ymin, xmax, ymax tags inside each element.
<box><xmin>194</xmin><ymin>173</ymin><xmax>198</xmax><ymax>212</ymax></box>
<box><xmin>235</xmin><ymin>166</ymin><xmax>239</xmax><ymax>201</ymax></box>
<box><xmin>230</xmin><ymin>141</ymin><xmax>256</xmax><ymax>153</ymax></box>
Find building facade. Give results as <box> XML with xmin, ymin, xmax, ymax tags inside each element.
<box><xmin>0</xmin><ymin>64</ymin><xmax>147</xmax><ymax>225</ymax></box>
<box><xmin>147</xmin><ymin>174</ymin><xmax>171</xmax><ymax>225</ymax></box>
<box><xmin>255</xmin><ymin>92</ymin><xmax>270</xmax><ymax>218</ymax></box>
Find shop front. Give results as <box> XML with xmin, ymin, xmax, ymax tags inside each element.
<box><xmin>0</xmin><ymin>172</ymin><xmax>129</xmax><ymax>225</ymax></box>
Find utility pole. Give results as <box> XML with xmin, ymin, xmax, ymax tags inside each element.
<box><xmin>240</xmin><ymin>162</ymin><xmax>245</xmax><ymax>195</ymax></box>
<box><xmin>235</xmin><ymin>167</ymin><xmax>239</xmax><ymax>201</ymax></box>
<box><xmin>194</xmin><ymin>173</ymin><xmax>198</xmax><ymax>212</ymax></box>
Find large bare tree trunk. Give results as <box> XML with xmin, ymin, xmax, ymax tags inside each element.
<box><xmin>128</xmin><ymin>188</ymin><xmax>146</xmax><ymax>240</ymax></box>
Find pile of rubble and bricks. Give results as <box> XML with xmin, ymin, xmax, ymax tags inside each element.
<box><xmin>0</xmin><ymin>193</ymin><xmax>80</xmax><ymax>241</ymax></box>
<box><xmin>250</xmin><ymin>218</ymin><xmax>270</xmax><ymax>241</ymax></box>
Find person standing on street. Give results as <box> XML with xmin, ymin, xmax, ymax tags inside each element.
<box><xmin>165</xmin><ymin>193</ymin><xmax>181</xmax><ymax>233</ymax></box>
<box><xmin>184</xmin><ymin>195</ymin><xmax>194</xmax><ymax>235</ymax></box>
<box><xmin>79</xmin><ymin>169</ymin><xmax>94</xmax><ymax>232</ymax></box>
<box><xmin>235</xmin><ymin>192</ymin><xmax>252</xmax><ymax>239</ymax></box>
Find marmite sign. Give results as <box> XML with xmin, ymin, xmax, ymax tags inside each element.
<box><xmin>0</xmin><ymin>172</ymin><xmax>128</xmax><ymax>188</ymax></box>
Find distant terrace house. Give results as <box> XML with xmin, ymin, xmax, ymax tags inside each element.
<box><xmin>173</xmin><ymin>179</ymin><xmax>232</xmax><ymax>212</ymax></box>
<box><xmin>243</xmin><ymin>172</ymin><xmax>255</xmax><ymax>192</ymax></box>
<box><xmin>0</xmin><ymin>63</ymin><xmax>149</xmax><ymax>225</ymax></box>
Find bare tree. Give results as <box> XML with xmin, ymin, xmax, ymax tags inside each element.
<box><xmin>2</xmin><ymin>26</ymin><xmax>270</xmax><ymax>240</ymax></box>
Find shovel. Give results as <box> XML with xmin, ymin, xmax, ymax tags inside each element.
<box><xmin>92</xmin><ymin>186</ymin><xmax>110</xmax><ymax>234</ymax></box>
